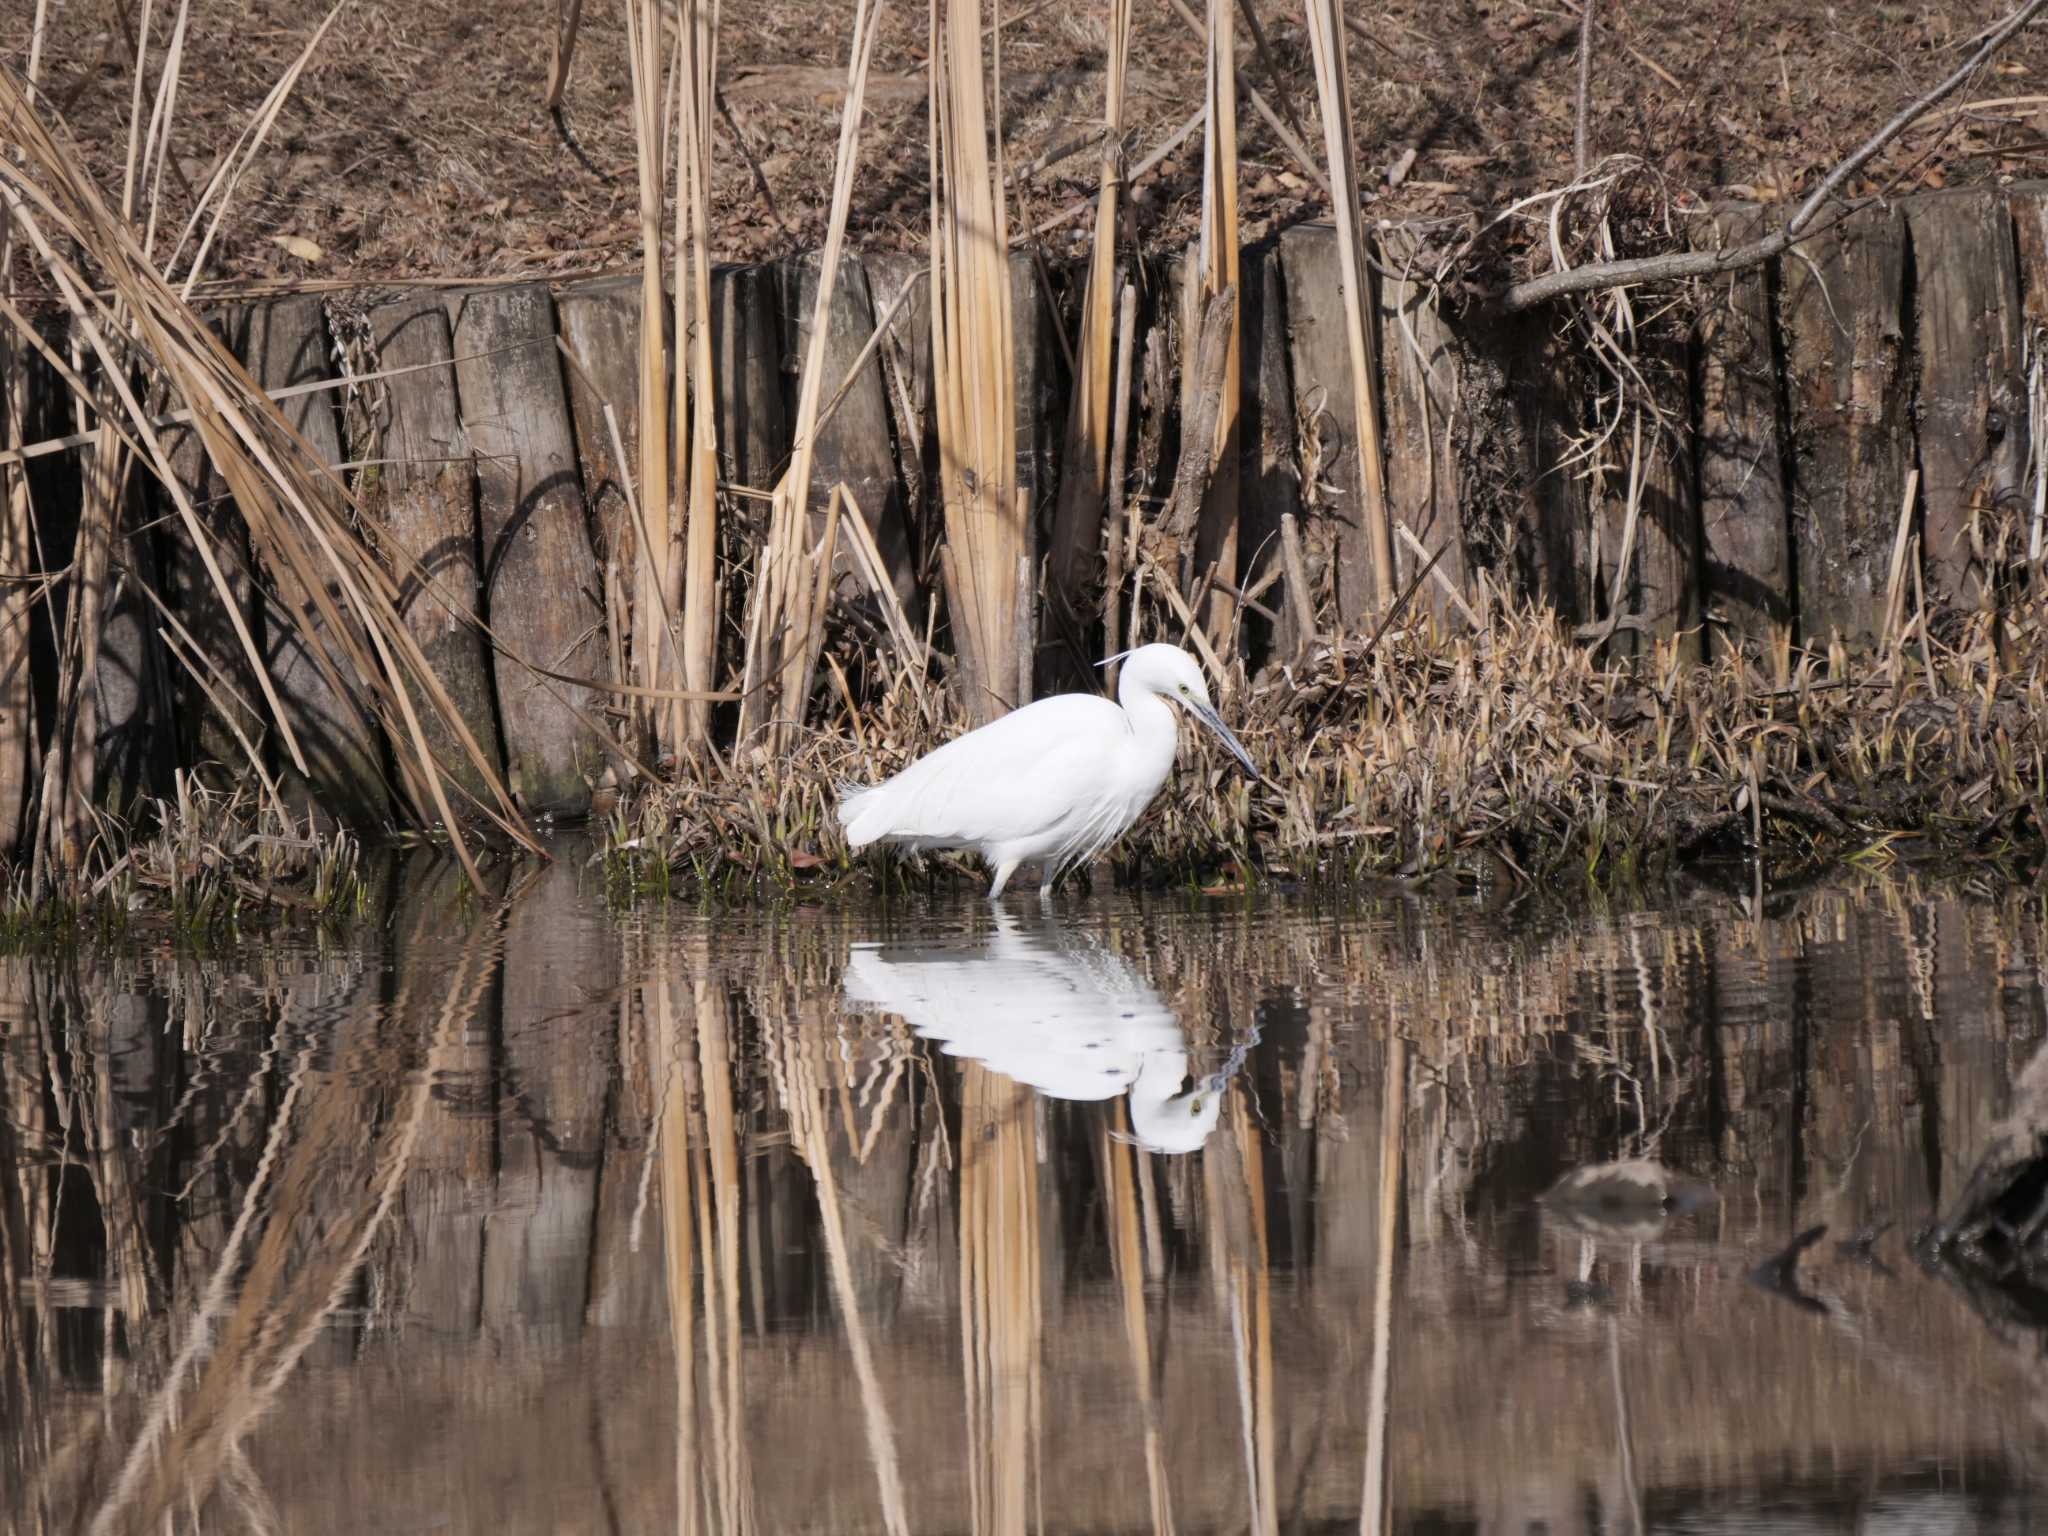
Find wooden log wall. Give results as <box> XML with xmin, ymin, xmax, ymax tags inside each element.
<box><xmin>15</xmin><ymin>183</ymin><xmax>2048</xmax><ymax>826</ymax></box>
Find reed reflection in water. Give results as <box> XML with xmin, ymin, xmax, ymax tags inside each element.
<box><xmin>2</xmin><ymin>860</ymin><xmax>2047</xmax><ymax>1534</ymax></box>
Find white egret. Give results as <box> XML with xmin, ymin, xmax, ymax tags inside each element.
<box><xmin>837</xmin><ymin>643</ymin><xmax>1257</xmax><ymax>899</ymax></box>
<box><xmin>842</xmin><ymin>912</ymin><xmax>1230</xmax><ymax>1154</ymax></box>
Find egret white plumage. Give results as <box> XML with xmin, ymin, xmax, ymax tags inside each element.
<box><xmin>837</xmin><ymin>643</ymin><xmax>1257</xmax><ymax>898</ymax></box>
<box><xmin>842</xmin><ymin>912</ymin><xmax>1229</xmax><ymax>1154</ymax></box>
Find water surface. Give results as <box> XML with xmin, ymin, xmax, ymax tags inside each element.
<box><xmin>4</xmin><ymin>856</ymin><xmax>2045</xmax><ymax>1533</ymax></box>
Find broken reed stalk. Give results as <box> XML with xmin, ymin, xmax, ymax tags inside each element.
<box><xmin>1299</xmin><ymin>0</ymin><xmax>1396</xmax><ymax>610</ymax></box>
<box><xmin>675</xmin><ymin>0</ymin><xmax>721</xmax><ymax>751</ymax></box>
<box><xmin>624</xmin><ymin>0</ymin><xmax>676</xmax><ymax>757</ymax></box>
<box><xmin>1189</xmin><ymin>0</ymin><xmax>1244</xmax><ymax>646</ymax></box>
<box><xmin>738</xmin><ymin>0</ymin><xmax>880</xmax><ymax>753</ymax></box>
<box><xmin>1043</xmin><ymin>0</ymin><xmax>1132</xmax><ymax>664</ymax></box>
<box><xmin>931</xmin><ymin>0</ymin><xmax>1027</xmax><ymax>724</ymax></box>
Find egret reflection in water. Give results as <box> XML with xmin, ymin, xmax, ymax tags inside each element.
<box><xmin>842</xmin><ymin>911</ymin><xmax>1233</xmax><ymax>1153</ymax></box>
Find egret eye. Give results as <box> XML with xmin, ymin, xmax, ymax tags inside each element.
<box><xmin>1179</xmin><ymin>683</ymin><xmax>1190</xmax><ymax>694</ymax></box>
<box><xmin>1190</xmin><ymin>1097</ymin><xmax>1203</xmax><ymax>1116</ymax></box>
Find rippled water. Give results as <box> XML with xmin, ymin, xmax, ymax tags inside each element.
<box><xmin>3</xmin><ymin>853</ymin><xmax>2047</xmax><ymax>1533</ymax></box>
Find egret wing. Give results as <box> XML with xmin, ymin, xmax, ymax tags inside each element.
<box><xmin>842</xmin><ymin>695</ymin><xmax>1126</xmax><ymax>849</ymax></box>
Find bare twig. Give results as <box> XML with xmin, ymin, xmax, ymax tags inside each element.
<box><xmin>543</xmin><ymin>0</ymin><xmax>585</xmax><ymax>112</ymax></box>
<box><xmin>1503</xmin><ymin>0</ymin><xmax>2048</xmax><ymax>311</ymax></box>
<box><xmin>1574</xmin><ymin>0</ymin><xmax>1595</xmax><ymax>176</ymax></box>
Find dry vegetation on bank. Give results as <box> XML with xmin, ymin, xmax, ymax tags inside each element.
<box><xmin>7</xmin><ymin>0</ymin><xmax>2048</xmax><ymax>919</ymax></box>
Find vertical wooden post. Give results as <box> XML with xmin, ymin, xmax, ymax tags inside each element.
<box><xmin>1238</xmin><ymin>242</ymin><xmax>1304</xmax><ymax>658</ymax></box>
<box><xmin>1695</xmin><ymin>204</ymin><xmax>1795</xmax><ymax>657</ymax></box>
<box><xmin>364</xmin><ymin>293</ymin><xmax>501</xmax><ymax>805</ymax></box>
<box><xmin>711</xmin><ymin>263</ymin><xmax>792</xmax><ymax>503</ymax></box>
<box><xmin>159</xmin><ymin>303</ymin><xmax>267</xmax><ymax>783</ymax></box>
<box><xmin>248</xmin><ymin>294</ymin><xmax>393</xmax><ymax>825</ymax></box>
<box><xmin>448</xmin><ymin>284</ymin><xmax>608</xmax><ymax>818</ymax></box>
<box><xmin>1782</xmin><ymin>202</ymin><xmax>1910</xmax><ymax>651</ymax></box>
<box><xmin>1377</xmin><ymin>258</ymin><xmax>1470</xmax><ymax>625</ymax></box>
<box><xmin>1278</xmin><ymin>223</ymin><xmax>1376</xmax><ymax>627</ymax></box>
<box><xmin>1906</xmin><ymin>190</ymin><xmax>2027</xmax><ymax>612</ymax></box>
<box><xmin>785</xmin><ymin>252</ymin><xmax>914</xmax><ymax>598</ymax></box>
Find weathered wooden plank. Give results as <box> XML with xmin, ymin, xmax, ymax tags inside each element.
<box><xmin>1278</xmin><ymin>223</ymin><xmax>1376</xmax><ymax>627</ymax></box>
<box><xmin>783</xmin><ymin>253</ymin><xmax>913</xmax><ymax>597</ymax></box>
<box><xmin>1631</xmin><ymin>339</ymin><xmax>1702</xmax><ymax>658</ymax></box>
<box><xmin>1238</xmin><ymin>241</ymin><xmax>1303</xmax><ymax>658</ymax></box>
<box><xmin>1695</xmin><ymin>204</ymin><xmax>1794</xmax><ymax>655</ymax></box>
<box><xmin>1376</xmin><ymin>255</ymin><xmax>1469</xmax><ymax>625</ymax></box>
<box><xmin>1503</xmin><ymin>318</ymin><xmax>1593</xmax><ymax>623</ymax></box>
<box><xmin>711</xmin><ymin>262</ymin><xmax>791</xmax><ymax>501</ymax></box>
<box><xmin>247</xmin><ymin>294</ymin><xmax>392</xmax><ymax>825</ymax></box>
<box><xmin>159</xmin><ymin>303</ymin><xmax>267</xmax><ymax>782</ymax></box>
<box><xmin>1782</xmin><ymin>201</ymin><xmax>1910</xmax><ymax>650</ymax></box>
<box><xmin>865</xmin><ymin>253</ymin><xmax>936</xmax><ymax>556</ymax></box>
<box><xmin>554</xmin><ymin>275</ymin><xmax>646</xmax><ymax>569</ymax></box>
<box><xmin>92</xmin><ymin>468</ymin><xmax>174</xmax><ymax>813</ymax></box>
<box><xmin>364</xmin><ymin>293</ymin><xmax>500</xmax><ymax>808</ymax></box>
<box><xmin>1907</xmin><ymin>189</ymin><xmax>2027</xmax><ymax>612</ymax></box>
<box><xmin>448</xmin><ymin>284</ymin><xmax>608</xmax><ymax>818</ymax></box>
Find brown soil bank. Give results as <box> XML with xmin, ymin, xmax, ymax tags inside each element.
<box><xmin>8</xmin><ymin>0</ymin><xmax>2048</xmax><ymax>282</ymax></box>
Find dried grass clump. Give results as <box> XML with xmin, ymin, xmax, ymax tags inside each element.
<box><xmin>604</xmin><ymin>585</ymin><xmax>2048</xmax><ymax>900</ymax></box>
<box><xmin>2</xmin><ymin>773</ymin><xmax>369</xmax><ymax>941</ymax></box>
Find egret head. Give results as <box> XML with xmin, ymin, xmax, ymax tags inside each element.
<box><xmin>1124</xmin><ymin>1050</ymin><xmax>1227</xmax><ymax>1154</ymax></box>
<box><xmin>1116</xmin><ymin>644</ymin><xmax>1258</xmax><ymax>777</ymax></box>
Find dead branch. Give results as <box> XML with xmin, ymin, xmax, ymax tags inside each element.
<box><xmin>1502</xmin><ymin>0</ymin><xmax>2048</xmax><ymax>313</ymax></box>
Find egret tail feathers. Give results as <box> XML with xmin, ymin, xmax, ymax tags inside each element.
<box><xmin>836</xmin><ymin>780</ymin><xmax>887</xmax><ymax>847</ymax></box>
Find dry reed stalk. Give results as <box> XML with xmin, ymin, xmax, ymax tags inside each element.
<box><xmin>1103</xmin><ymin>1114</ymin><xmax>1176</xmax><ymax>1536</ymax></box>
<box><xmin>1298</xmin><ymin>0</ymin><xmax>1395</xmax><ymax>611</ymax></box>
<box><xmin>647</xmin><ymin>951</ymin><xmax>705</xmax><ymax>1536</ymax></box>
<box><xmin>930</xmin><ymin>0</ymin><xmax>1026</xmax><ymax>723</ymax></box>
<box><xmin>690</xmin><ymin>955</ymin><xmax>754</xmax><ymax>1533</ymax></box>
<box><xmin>675</xmin><ymin>0</ymin><xmax>721</xmax><ymax>750</ymax></box>
<box><xmin>1189</xmin><ymin>0</ymin><xmax>1244</xmax><ymax>647</ymax></box>
<box><xmin>1359</xmin><ymin>1034</ymin><xmax>1407</xmax><ymax>1536</ymax></box>
<box><xmin>959</xmin><ymin>1062</ymin><xmax>1041</xmax><ymax>1536</ymax></box>
<box><xmin>625</xmin><ymin>0</ymin><xmax>676</xmax><ymax>756</ymax></box>
<box><xmin>775</xmin><ymin>1000</ymin><xmax>913</xmax><ymax>1536</ymax></box>
<box><xmin>0</xmin><ymin>1</ymin><xmax>48</xmax><ymax>866</ymax></box>
<box><xmin>0</xmin><ymin>60</ymin><xmax>533</xmax><ymax>886</ymax></box>
<box><xmin>737</xmin><ymin>0</ymin><xmax>880</xmax><ymax>751</ymax></box>
<box><xmin>1044</xmin><ymin>0</ymin><xmax>1132</xmax><ymax>661</ymax></box>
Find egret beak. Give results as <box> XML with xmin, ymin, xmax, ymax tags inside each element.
<box><xmin>1185</xmin><ymin>698</ymin><xmax>1259</xmax><ymax>778</ymax></box>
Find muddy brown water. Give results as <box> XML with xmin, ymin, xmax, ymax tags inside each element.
<box><xmin>4</xmin><ymin>855</ymin><xmax>2047</xmax><ymax>1534</ymax></box>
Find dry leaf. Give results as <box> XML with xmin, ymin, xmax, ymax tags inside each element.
<box><xmin>270</xmin><ymin>234</ymin><xmax>323</xmax><ymax>261</ymax></box>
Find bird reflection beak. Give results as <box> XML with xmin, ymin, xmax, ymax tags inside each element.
<box><xmin>1187</xmin><ymin>699</ymin><xmax>1259</xmax><ymax>778</ymax></box>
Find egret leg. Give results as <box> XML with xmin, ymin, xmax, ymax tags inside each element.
<box><xmin>987</xmin><ymin>858</ymin><xmax>1019</xmax><ymax>900</ymax></box>
<box><xmin>1037</xmin><ymin>867</ymin><xmax>1054</xmax><ymax>902</ymax></box>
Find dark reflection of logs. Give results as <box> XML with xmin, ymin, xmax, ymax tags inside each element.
<box><xmin>4</xmin><ymin>867</ymin><xmax>2048</xmax><ymax>1532</ymax></box>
